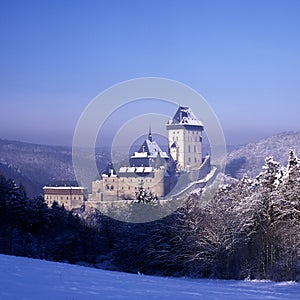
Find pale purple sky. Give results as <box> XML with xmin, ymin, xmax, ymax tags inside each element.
<box><xmin>1</xmin><ymin>0</ymin><xmax>300</xmax><ymax>146</ymax></box>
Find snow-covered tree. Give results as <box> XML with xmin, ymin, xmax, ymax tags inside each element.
<box><xmin>135</xmin><ymin>182</ymin><xmax>158</xmax><ymax>204</ymax></box>
<box><xmin>257</xmin><ymin>156</ymin><xmax>283</xmax><ymax>190</ymax></box>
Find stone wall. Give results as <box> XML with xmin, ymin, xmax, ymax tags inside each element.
<box><xmin>91</xmin><ymin>167</ymin><xmax>166</xmax><ymax>201</ymax></box>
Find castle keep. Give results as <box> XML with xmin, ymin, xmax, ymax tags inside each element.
<box><xmin>167</xmin><ymin>106</ymin><xmax>203</xmax><ymax>171</ymax></box>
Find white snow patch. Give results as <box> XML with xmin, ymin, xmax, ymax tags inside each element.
<box><xmin>0</xmin><ymin>254</ymin><xmax>299</xmax><ymax>300</ymax></box>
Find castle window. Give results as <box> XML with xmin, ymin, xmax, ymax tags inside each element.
<box><xmin>110</xmin><ymin>186</ymin><xmax>114</xmax><ymax>190</ymax></box>
<box><xmin>188</xmin><ymin>157</ymin><xmax>191</xmax><ymax>163</ymax></box>
<box><xmin>112</xmin><ymin>179</ymin><xmax>114</xmax><ymax>182</ymax></box>
<box><xmin>74</xmin><ymin>197</ymin><xmax>76</xmax><ymax>200</ymax></box>
<box><xmin>121</xmin><ymin>187</ymin><xmax>124</xmax><ymax>190</ymax></box>
<box><xmin>188</xmin><ymin>145</ymin><xmax>191</xmax><ymax>152</ymax></box>
<box><xmin>61</xmin><ymin>197</ymin><xmax>63</xmax><ymax>200</ymax></box>
<box><xmin>105</xmin><ymin>179</ymin><xmax>107</xmax><ymax>182</ymax></box>
<box><xmin>194</xmin><ymin>157</ymin><xmax>197</xmax><ymax>163</ymax></box>
<box><xmin>194</xmin><ymin>145</ymin><xmax>196</xmax><ymax>152</ymax></box>
<box><xmin>79</xmin><ymin>197</ymin><xmax>81</xmax><ymax>200</ymax></box>
<box><xmin>128</xmin><ymin>186</ymin><xmax>130</xmax><ymax>190</ymax></box>
<box><xmin>106</xmin><ymin>185</ymin><xmax>109</xmax><ymax>190</ymax></box>
<box><xmin>66</xmin><ymin>197</ymin><xmax>68</xmax><ymax>200</ymax></box>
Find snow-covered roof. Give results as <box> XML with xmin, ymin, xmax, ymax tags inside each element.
<box><xmin>167</xmin><ymin>106</ymin><xmax>203</xmax><ymax>127</ymax></box>
<box><xmin>127</xmin><ymin>167</ymin><xmax>136</xmax><ymax>173</ymax></box>
<box><xmin>131</xmin><ymin>152</ymin><xmax>148</xmax><ymax>158</ymax></box>
<box><xmin>119</xmin><ymin>167</ymin><xmax>127</xmax><ymax>173</ymax></box>
<box><xmin>43</xmin><ymin>186</ymin><xmax>86</xmax><ymax>190</ymax></box>
<box><xmin>144</xmin><ymin>167</ymin><xmax>153</xmax><ymax>173</ymax></box>
<box><xmin>117</xmin><ymin>166</ymin><xmax>154</xmax><ymax>174</ymax></box>
<box><xmin>130</xmin><ymin>130</ymin><xmax>169</xmax><ymax>161</ymax></box>
<box><xmin>135</xmin><ymin>167</ymin><xmax>144</xmax><ymax>173</ymax></box>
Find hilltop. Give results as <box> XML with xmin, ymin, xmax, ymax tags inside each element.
<box><xmin>226</xmin><ymin>132</ymin><xmax>300</xmax><ymax>178</ymax></box>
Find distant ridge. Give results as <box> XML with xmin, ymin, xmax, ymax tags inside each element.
<box><xmin>2</xmin><ymin>131</ymin><xmax>300</xmax><ymax>197</ymax></box>
<box><xmin>0</xmin><ymin>138</ymin><xmax>109</xmax><ymax>197</ymax></box>
<box><xmin>226</xmin><ymin>131</ymin><xmax>300</xmax><ymax>179</ymax></box>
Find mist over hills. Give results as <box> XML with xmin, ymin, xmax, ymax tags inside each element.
<box><xmin>0</xmin><ymin>139</ymin><xmax>109</xmax><ymax>197</ymax></box>
<box><xmin>1</xmin><ymin>131</ymin><xmax>300</xmax><ymax>197</ymax></box>
<box><xmin>226</xmin><ymin>131</ymin><xmax>300</xmax><ymax>179</ymax></box>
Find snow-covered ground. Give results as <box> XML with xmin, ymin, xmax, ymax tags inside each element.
<box><xmin>0</xmin><ymin>254</ymin><xmax>299</xmax><ymax>300</ymax></box>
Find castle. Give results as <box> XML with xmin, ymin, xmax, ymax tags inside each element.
<box><xmin>44</xmin><ymin>106</ymin><xmax>210</xmax><ymax>209</ymax></box>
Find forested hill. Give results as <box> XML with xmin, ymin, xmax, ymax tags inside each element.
<box><xmin>226</xmin><ymin>131</ymin><xmax>300</xmax><ymax>179</ymax></box>
<box><xmin>0</xmin><ymin>139</ymin><xmax>109</xmax><ymax>197</ymax></box>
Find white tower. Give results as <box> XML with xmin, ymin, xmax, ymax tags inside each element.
<box><xmin>166</xmin><ymin>106</ymin><xmax>204</xmax><ymax>171</ymax></box>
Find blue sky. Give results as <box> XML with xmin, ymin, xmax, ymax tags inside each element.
<box><xmin>0</xmin><ymin>0</ymin><xmax>300</xmax><ymax>146</ymax></box>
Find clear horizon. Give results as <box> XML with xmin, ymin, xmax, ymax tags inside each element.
<box><xmin>1</xmin><ymin>1</ymin><xmax>300</xmax><ymax>147</ymax></box>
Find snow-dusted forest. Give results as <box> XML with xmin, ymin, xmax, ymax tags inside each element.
<box><xmin>226</xmin><ymin>132</ymin><xmax>300</xmax><ymax>178</ymax></box>
<box><xmin>1</xmin><ymin>150</ymin><xmax>299</xmax><ymax>282</ymax></box>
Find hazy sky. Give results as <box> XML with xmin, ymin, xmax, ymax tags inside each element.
<box><xmin>1</xmin><ymin>0</ymin><xmax>300</xmax><ymax>146</ymax></box>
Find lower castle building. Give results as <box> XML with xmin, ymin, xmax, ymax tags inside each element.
<box><xmin>43</xmin><ymin>186</ymin><xmax>87</xmax><ymax>210</ymax></box>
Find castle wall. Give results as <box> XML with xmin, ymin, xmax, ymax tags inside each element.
<box><xmin>183</xmin><ymin>128</ymin><xmax>203</xmax><ymax>170</ymax></box>
<box><xmin>91</xmin><ymin>168</ymin><xmax>166</xmax><ymax>201</ymax></box>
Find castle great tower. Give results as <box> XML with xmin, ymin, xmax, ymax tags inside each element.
<box><xmin>166</xmin><ymin>106</ymin><xmax>204</xmax><ymax>171</ymax></box>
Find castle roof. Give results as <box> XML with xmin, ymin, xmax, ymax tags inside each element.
<box><xmin>131</xmin><ymin>130</ymin><xmax>169</xmax><ymax>160</ymax></box>
<box><xmin>167</xmin><ymin>106</ymin><xmax>203</xmax><ymax>128</ymax></box>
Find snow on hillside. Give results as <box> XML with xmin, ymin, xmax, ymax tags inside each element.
<box><xmin>0</xmin><ymin>139</ymin><xmax>110</xmax><ymax>197</ymax></box>
<box><xmin>0</xmin><ymin>255</ymin><xmax>299</xmax><ymax>300</ymax></box>
<box><xmin>226</xmin><ymin>131</ymin><xmax>300</xmax><ymax>179</ymax></box>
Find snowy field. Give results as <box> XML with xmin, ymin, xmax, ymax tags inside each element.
<box><xmin>0</xmin><ymin>254</ymin><xmax>299</xmax><ymax>300</ymax></box>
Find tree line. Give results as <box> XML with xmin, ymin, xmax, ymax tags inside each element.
<box><xmin>0</xmin><ymin>150</ymin><xmax>299</xmax><ymax>281</ymax></box>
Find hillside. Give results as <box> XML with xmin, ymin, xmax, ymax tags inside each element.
<box><xmin>226</xmin><ymin>132</ymin><xmax>300</xmax><ymax>179</ymax></box>
<box><xmin>0</xmin><ymin>139</ymin><xmax>109</xmax><ymax>197</ymax></box>
<box><xmin>1</xmin><ymin>254</ymin><xmax>299</xmax><ymax>300</ymax></box>
<box><xmin>1</xmin><ymin>131</ymin><xmax>300</xmax><ymax>197</ymax></box>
